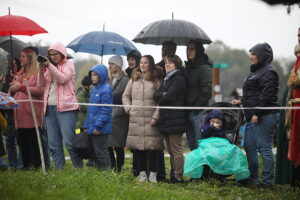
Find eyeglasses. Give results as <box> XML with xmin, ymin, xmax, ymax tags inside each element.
<box><xmin>49</xmin><ymin>53</ymin><xmax>59</xmax><ymax>57</ymax></box>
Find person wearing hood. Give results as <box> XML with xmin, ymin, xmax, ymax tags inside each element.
<box><xmin>9</xmin><ymin>46</ymin><xmax>45</xmax><ymax>169</ymax></box>
<box><xmin>122</xmin><ymin>55</ymin><xmax>164</xmax><ymax>183</ymax></box>
<box><xmin>232</xmin><ymin>43</ymin><xmax>279</xmax><ymax>187</ymax></box>
<box><xmin>126</xmin><ymin>50</ymin><xmax>141</xmax><ymax>78</ymax></box>
<box><xmin>83</xmin><ymin>64</ymin><xmax>113</xmax><ymax>170</ymax></box>
<box><xmin>107</xmin><ymin>55</ymin><xmax>129</xmax><ymax>172</ymax></box>
<box><xmin>40</xmin><ymin>42</ymin><xmax>82</xmax><ymax>169</ymax></box>
<box><xmin>185</xmin><ymin>40</ymin><xmax>213</xmax><ymax>151</ymax></box>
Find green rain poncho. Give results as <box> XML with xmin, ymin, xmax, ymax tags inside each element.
<box><xmin>184</xmin><ymin>137</ymin><xmax>250</xmax><ymax>181</ymax></box>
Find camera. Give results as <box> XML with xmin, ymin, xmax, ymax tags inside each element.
<box><xmin>37</xmin><ymin>56</ymin><xmax>47</xmax><ymax>63</ymax></box>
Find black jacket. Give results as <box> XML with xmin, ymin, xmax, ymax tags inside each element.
<box><xmin>185</xmin><ymin>55</ymin><xmax>213</xmax><ymax>113</ymax></box>
<box><xmin>154</xmin><ymin>70</ymin><xmax>187</xmax><ymax>135</ymax></box>
<box><xmin>241</xmin><ymin>43</ymin><xmax>279</xmax><ymax>121</ymax></box>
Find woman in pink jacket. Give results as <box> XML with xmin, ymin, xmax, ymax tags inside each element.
<box><xmin>40</xmin><ymin>42</ymin><xmax>82</xmax><ymax>169</ymax></box>
<box><xmin>9</xmin><ymin>46</ymin><xmax>44</xmax><ymax>169</ymax></box>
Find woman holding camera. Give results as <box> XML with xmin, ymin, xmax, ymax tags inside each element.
<box><xmin>9</xmin><ymin>46</ymin><xmax>45</xmax><ymax>169</ymax></box>
<box><xmin>40</xmin><ymin>42</ymin><xmax>83</xmax><ymax>169</ymax></box>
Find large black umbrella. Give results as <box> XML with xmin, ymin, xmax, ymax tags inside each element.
<box><xmin>0</xmin><ymin>36</ymin><xmax>27</xmax><ymax>58</ymax></box>
<box><xmin>133</xmin><ymin>18</ymin><xmax>212</xmax><ymax>45</ymax></box>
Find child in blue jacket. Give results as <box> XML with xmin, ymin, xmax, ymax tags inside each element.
<box><xmin>84</xmin><ymin>64</ymin><xmax>113</xmax><ymax>170</ymax></box>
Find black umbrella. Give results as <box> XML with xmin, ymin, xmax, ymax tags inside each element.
<box><xmin>133</xmin><ymin>18</ymin><xmax>212</xmax><ymax>45</ymax></box>
<box><xmin>0</xmin><ymin>36</ymin><xmax>27</xmax><ymax>58</ymax></box>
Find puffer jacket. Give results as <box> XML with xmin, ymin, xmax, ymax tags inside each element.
<box><xmin>185</xmin><ymin>55</ymin><xmax>213</xmax><ymax>113</ymax></box>
<box><xmin>43</xmin><ymin>42</ymin><xmax>79</xmax><ymax>113</ymax></box>
<box><xmin>122</xmin><ymin>67</ymin><xmax>164</xmax><ymax>150</ymax></box>
<box><xmin>241</xmin><ymin>43</ymin><xmax>279</xmax><ymax>121</ymax></box>
<box><xmin>84</xmin><ymin>65</ymin><xmax>113</xmax><ymax>135</ymax></box>
<box><xmin>154</xmin><ymin>69</ymin><xmax>187</xmax><ymax>135</ymax></box>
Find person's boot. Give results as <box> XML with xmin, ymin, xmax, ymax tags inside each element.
<box><xmin>149</xmin><ymin>172</ymin><xmax>157</xmax><ymax>183</ymax></box>
<box><xmin>138</xmin><ymin>171</ymin><xmax>148</xmax><ymax>182</ymax></box>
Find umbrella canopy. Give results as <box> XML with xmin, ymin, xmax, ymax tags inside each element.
<box><xmin>67</xmin><ymin>31</ymin><xmax>139</xmax><ymax>57</ymax></box>
<box><xmin>0</xmin><ymin>92</ymin><xmax>18</xmax><ymax>109</ymax></box>
<box><xmin>133</xmin><ymin>19</ymin><xmax>212</xmax><ymax>45</ymax></box>
<box><xmin>0</xmin><ymin>36</ymin><xmax>27</xmax><ymax>58</ymax></box>
<box><xmin>0</xmin><ymin>14</ymin><xmax>48</xmax><ymax>36</ymax></box>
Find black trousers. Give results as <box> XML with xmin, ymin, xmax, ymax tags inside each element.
<box><xmin>17</xmin><ymin>128</ymin><xmax>41</xmax><ymax>169</ymax></box>
<box><xmin>136</xmin><ymin>150</ymin><xmax>159</xmax><ymax>172</ymax></box>
<box><xmin>108</xmin><ymin>147</ymin><xmax>124</xmax><ymax>172</ymax></box>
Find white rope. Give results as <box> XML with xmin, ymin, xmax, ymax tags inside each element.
<box><xmin>15</xmin><ymin>99</ymin><xmax>300</xmax><ymax>110</ymax></box>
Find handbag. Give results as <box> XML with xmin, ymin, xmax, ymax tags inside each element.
<box><xmin>72</xmin><ymin>130</ymin><xmax>92</xmax><ymax>159</ymax></box>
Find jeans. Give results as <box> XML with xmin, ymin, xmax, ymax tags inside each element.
<box><xmin>185</xmin><ymin>111</ymin><xmax>204</xmax><ymax>150</ymax></box>
<box><xmin>244</xmin><ymin>113</ymin><xmax>279</xmax><ymax>185</ymax></box>
<box><xmin>46</xmin><ymin>106</ymin><xmax>83</xmax><ymax>169</ymax></box>
<box><xmin>41</xmin><ymin>124</ymin><xmax>51</xmax><ymax>170</ymax></box>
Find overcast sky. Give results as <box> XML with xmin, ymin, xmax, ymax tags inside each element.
<box><xmin>1</xmin><ymin>0</ymin><xmax>299</xmax><ymax>66</ymax></box>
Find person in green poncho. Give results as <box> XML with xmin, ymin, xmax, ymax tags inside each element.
<box><xmin>184</xmin><ymin>110</ymin><xmax>250</xmax><ymax>182</ymax></box>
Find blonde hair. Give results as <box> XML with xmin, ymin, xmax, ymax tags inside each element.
<box><xmin>294</xmin><ymin>44</ymin><xmax>300</xmax><ymax>56</ymax></box>
<box><xmin>23</xmin><ymin>49</ymin><xmax>39</xmax><ymax>79</ymax></box>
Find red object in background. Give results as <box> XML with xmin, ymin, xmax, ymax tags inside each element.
<box><xmin>0</xmin><ymin>14</ymin><xmax>48</xmax><ymax>36</ymax></box>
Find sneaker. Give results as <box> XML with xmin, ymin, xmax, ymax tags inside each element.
<box><xmin>149</xmin><ymin>172</ymin><xmax>157</xmax><ymax>183</ymax></box>
<box><xmin>138</xmin><ymin>171</ymin><xmax>148</xmax><ymax>182</ymax></box>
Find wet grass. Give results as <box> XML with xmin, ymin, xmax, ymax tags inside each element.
<box><xmin>0</xmin><ymin>158</ymin><xmax>299</xmax><ymax>200</ymax></box>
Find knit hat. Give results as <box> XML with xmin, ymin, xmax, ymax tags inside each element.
<box><xmin>23</xmin><ymin>46</ymin><xmax>39</xmax><ymax>55</ymax></box>
<box><xmin>108</xmin><ymin>55</ymin><xmax>123</xmax><ymax>68</ymax></box>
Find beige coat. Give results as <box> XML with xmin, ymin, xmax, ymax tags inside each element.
<box><xmin>122</xmin><ymin>67</ymin><xmax>163</xmax><ymax>150</ymax></box>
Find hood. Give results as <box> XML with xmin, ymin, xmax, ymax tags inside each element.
<box><xmin>48</xmin><ymin>42</ymin><xmax>68</xmax><ymax>59</ymax></box>
<box><xmin>249</xmin><ymin>43</ymin><xmax>273</xmax><ymax>66</ymax></box>
<box><xmin>204</xmin><ymin>109</ymin><xmax>225</xmax><ymax>125</ymax></box>
<box><xmin>89</xmin><ymin>64</ymin><xmax>109</xmax><ymax>87</ymax></box>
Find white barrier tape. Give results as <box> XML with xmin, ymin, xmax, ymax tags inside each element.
<box><xmin>14</xmin><ymin>99</ymin><xmax>300</xmax><ymax>110</ymax></box>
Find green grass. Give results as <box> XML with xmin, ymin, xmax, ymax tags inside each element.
<box><xmin>0</xmin><ymin>158</ymin><xmax>300</xmax><ymax>200</ymax></box>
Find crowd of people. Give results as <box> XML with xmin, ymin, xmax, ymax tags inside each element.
<box><xmin>0</xmin><ymin>28</ymin><xmax>299</xmax><ymax>188</ymax></box>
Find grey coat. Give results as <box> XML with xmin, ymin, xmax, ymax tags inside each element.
<box><xmin>107</xmin><ymin>71</ymin><xmax>129</xmax><ymax>147</ymax></box>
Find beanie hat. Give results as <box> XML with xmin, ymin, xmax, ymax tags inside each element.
<box><xmin>108</xmin><ymin>55</ymin><xmax>123</xmax><ymax>68</ymax></box>
<box><xmin>127</xmin><ymin>50</ymin><xmax>141</xmax><ymax>62</ymax></box>
<box><xmin>23</xmin><ymin>46</ymin><xmax>39</xmax><ymax>55</ymax></box>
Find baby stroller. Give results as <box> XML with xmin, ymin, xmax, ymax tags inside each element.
<box><xmin>184</xmin><ymin>102</ymin><xmax>249</xmax><ymax>182</ymax></box>
<box><xmin>201</xmin><ymin>102</ymin><xmax>244</xmax><ymax>145</ymax></box>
